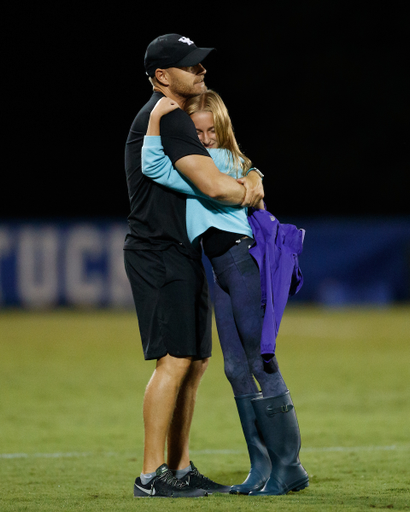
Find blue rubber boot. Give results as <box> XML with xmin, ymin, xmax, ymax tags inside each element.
<box><xmin>248</xmin><ymin>391</ymin><xmax>309</xmax><ymax>496</ymax></box>
<box><xmin>230</xmin><ymin>393</ymin><xmax>272</xmax><ymax>495</ymax></box>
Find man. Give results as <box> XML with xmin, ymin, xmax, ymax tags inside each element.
<box><xmin>124</xmin><ymin>34</ymin><xmax>264</xmax><ymax>498</ymax></box>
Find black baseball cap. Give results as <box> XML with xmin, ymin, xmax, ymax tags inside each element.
<box><xmin>144</xmin><ymin>34</ymin><xmax>215</xmax><ymax>77</ymax></box>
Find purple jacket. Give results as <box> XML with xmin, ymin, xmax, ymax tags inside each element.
<box><xmin>248</xmin><ymin>207</ymin><xmax>305</xmax><ymax>359</ymax></box>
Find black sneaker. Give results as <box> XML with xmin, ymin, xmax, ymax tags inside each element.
<box><xmin>183</xmin><ymin>461</ymin><xmax>231</xmax><ymax>494</ymax></box>
<box><xmin>134</xmin><ymin>463</ymin><xmax>208</xmax><ymax>498</ymax></box>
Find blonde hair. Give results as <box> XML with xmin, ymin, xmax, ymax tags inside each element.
<box><xmin>184</xmin><ymin>90</ymin><xmax>252</xmax><ymax>177</ymax></box>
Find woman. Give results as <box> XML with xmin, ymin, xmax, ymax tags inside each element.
<box><xmin>142</xmin><ymin>91</ymin><xmax>309</xmax><ymax>496</ymax></box>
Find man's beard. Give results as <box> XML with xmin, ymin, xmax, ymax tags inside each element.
<box><xmin>172</xmin><ymin>77</ymin><xmax>207</xmax><ymax>99</ymax></box>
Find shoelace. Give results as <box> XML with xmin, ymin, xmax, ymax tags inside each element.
<box><xmin>190</xmin><ymin>466</ymin><xmax>214</xmax><ymax>485</ymax></box>
<box><xmin>158</xmin><ymin>470</ymin><xmax>187</xmax><ymax>489</ymax></box>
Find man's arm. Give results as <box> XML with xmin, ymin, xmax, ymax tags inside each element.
<box><xmin>174</xmin><ymin>154</ymin><xmax>248</xmax><ymax>206</ymax></box>
<box><xmin>142</xmin><ymin>136</ymin><xmax>208</xmax><ymax>197</ymax></box>
<box><xmin>143</xmin><ymin>138</ymin><xmax>265</xmax><ymax>208</ymax></box>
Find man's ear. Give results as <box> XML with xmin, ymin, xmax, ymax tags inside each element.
<box><xmin>154</xmin><ymin>68</ymin><xmax>169</xmax><ymax>86</ymax></box>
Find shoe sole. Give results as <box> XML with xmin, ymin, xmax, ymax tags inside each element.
<box><xmin>230</xmin><ymin>482</ymin><xmax>266</xmax><ymax>495</ymax></box>
<box><xmin>134</xmin><ymin>487</ymin><xmax>208</xmax><ymax>498</ymax></box>
<box><xmin>207</xmin><ymin>487</ymin><xmax>231</xmax><ymax>494</ymax></box>
<box><xmin>134</xmin><ymin>495</ymin><xmax>207</xmax><ymax>498</ymax></box>
<box><xmin>134</xmin><ymin>493</ymin><xmax>207</xmax><ymax>498</ymax></box>
<box><xmin>289</xmin><ymin>477</ymin><xmax>309</xmax><ymax>493</ymax></box>
<box><xmin>248</xmin><ymin>477</ymin><xmax>309</xmax><ymax>496</ymax></box>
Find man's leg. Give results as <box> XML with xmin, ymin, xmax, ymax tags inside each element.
<box><xmin>166</xmin><ymin>357</ymin><xmax>209</xmax><ymax>470</ymax></box>
<box><xmin>142</xmin><ymin>354</ymin><xmax>193</xmax><ymax>474</ymax></box>
<box><xmin>166</xmin><ymin>357</ymin><xmax>231</xmax><ymax>494</ymax></box>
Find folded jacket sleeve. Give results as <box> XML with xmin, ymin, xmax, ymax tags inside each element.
<box><xmin>142</xmin><ymin>136</ymin><xmax>206</xmax><ymax>197</ymax></box>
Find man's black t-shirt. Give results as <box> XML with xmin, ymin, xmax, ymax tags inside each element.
<box><xmin>124</xmin><ymin>91</ymin><xmax>210</xmax><ymax>259</ymax></box>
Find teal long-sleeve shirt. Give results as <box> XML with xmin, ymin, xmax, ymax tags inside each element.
<box><xmin>141</xmin><ymin>136</ymin><xmax>253</xmax><ymax>245</ymax></box>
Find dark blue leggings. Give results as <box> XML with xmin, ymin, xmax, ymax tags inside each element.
<box><xmin>210</xmin><ymin>238</ymin><xmax>288</xmax><ymax>398</ymax></box>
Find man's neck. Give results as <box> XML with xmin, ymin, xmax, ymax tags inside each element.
<box><xmin>153</xmin><ymin>85</ymin><xmax>187</xmax><ymax>109</ymax></box>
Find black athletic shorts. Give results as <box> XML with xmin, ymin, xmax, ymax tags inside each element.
<box><xmin>124</xmin><ymin>246</ymin><xmax>212</xmax><ymax>360</ymax></box>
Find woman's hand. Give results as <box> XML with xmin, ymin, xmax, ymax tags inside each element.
<box><xmin>146</xmin><ymin>98</ymin><xmax>180</xmax><ymax>136</ymax></box>
<box><xmin>151</xmin><ymin>97</ymin><xmax>180</xmax><ymax>118</ymax></box>
<box><xmin>237</xmin><ymin>173</ymin><xmax>265</xmax><ymax>208</ymax></box>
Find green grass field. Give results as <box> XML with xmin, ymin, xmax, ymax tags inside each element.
<box><xmin>1</xmin><ymin>306</ymin><xmax>410</xmax><ymax>511</ymax></box>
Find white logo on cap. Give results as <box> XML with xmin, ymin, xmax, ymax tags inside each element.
<box><xmin>179</xmin><ymin>37</ymin><xmax>194</xmax><ymax>46</ymax></box>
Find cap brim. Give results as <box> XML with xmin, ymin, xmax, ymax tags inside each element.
<box><xmin>175</xmin><ymin>47</ymin><xmax>215</xmax><ymax>67</ymax></box>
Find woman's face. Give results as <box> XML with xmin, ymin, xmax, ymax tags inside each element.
<box><xmin>191</xmin><ymin>111</ymin><xmax>218</xmax><ymax>149</ymax></box>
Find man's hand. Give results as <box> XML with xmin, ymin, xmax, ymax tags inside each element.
<box><xmin>237</xmin><ymin>171</ymin><xmax>265</xmax><ymax>208</ymax></box>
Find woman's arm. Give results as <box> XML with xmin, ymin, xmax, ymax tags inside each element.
<box><xmin>142</xmin><ymin>98</ymin><xmax>207</xmax><ymax>197</ymax></box>
<box><xmin>146</xmin><ymin>97</ymin><xmax>178</xmax><ymax>136</ymax></box>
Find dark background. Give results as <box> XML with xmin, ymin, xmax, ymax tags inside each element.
<box><xmin>4</xmin><ymin>2</ymin><xmax>409</xmax><ymax>221</ymax></box>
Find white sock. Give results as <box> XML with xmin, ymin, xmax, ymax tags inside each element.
<box><xmin>140</xmin><ymin>471</ymin><xmax>156</xmax><ymax>485</ymax></box>
<box><xmin>173</xmin><ymin>464</ymin><xmax>192</xmax><ymax>479</ymax></box>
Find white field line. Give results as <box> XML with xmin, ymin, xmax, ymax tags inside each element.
<box><xmin>0</xmin><ymin>452</ymin><xmax>92</xmax><ymax>459</ymax></box>
<box><xmin>1</xmin><ymin>445</ymin><xmax>407</xmax><ymax>459</ymax></box>
<box><xmin>301</xmin><ymin>445</ymin><xmax>400</xmax><ymax>453</ymax></box>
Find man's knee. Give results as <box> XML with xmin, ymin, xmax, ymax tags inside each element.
<box><xmin>156</xmin><ymin>354</ymin><xmax>193</xmax><ymax>383</ymax></box>
<box><xmin>194</xmin><ymin>357</ymin><xmax>210</xmax><ymax>374</ymax></box>
<box><xmin>177</xmin><ymin>357</ymin><xmax>209</xmax><ymax>390</ymax></box>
